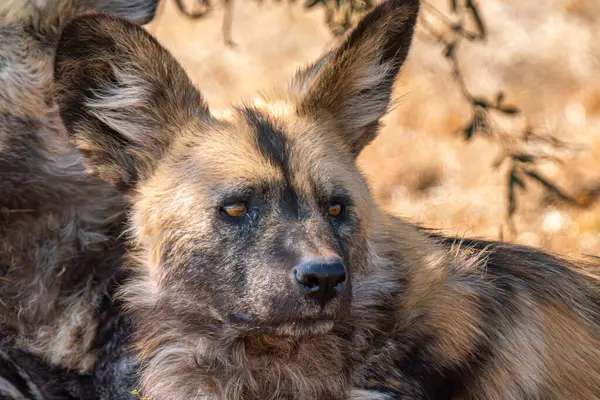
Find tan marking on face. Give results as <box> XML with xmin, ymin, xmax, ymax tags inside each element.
<box><xmin>190</xmin><ymin>120</ymin><xmax>284</xmax><ymax>185</ymax></box>
<box><xmin>251</xmin><ymin>96</ymin><xmax>296</xmax><ymax>119</ymax></box>
<box><xmin>210</xmin><ymin>96</ymin><xmax>295</xmax><ymax>122</ymax></box>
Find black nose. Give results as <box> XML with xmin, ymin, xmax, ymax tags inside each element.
<box><xmin>293</xmin><ymin>259</ymin><xmax>347</xmax><ymax>307</ymax></box>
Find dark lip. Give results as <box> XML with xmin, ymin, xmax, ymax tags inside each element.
<box><xmin>227</xmin><ymin>313</ymin><xmax>339</xmax><ymax>334</ymax></box>
<box><xmin>271</xmin><ymin>320</ymin><xmax>336</xmax><ymax>337</ymax></box>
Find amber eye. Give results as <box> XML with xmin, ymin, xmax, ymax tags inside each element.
<box><xmin>327</xmin><ymin>203</ymin><xmax>343</xmax><ymax>217</ymax></box>
<box><xmin>222</xmin><ymin>202</ymin><xmax>248</xmax><ymax>217</ymax></box>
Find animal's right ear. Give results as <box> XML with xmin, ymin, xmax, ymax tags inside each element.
<box><xmin>290</xmin><ymin>0</ymin><xmax>420</xmax><ymax>157</ymax></box>
<box><xmin>54</xmin><ymin>13</ymin><xmax>209</xmax><ymax>191</ymax></box>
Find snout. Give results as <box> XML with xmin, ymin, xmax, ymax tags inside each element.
<box><xmin>292</xmin><ymin>258</ymin><xmax>347</xmax><ymax>308</ymax></box>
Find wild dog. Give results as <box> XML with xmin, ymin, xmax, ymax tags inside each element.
<box><xmin>53</xmin><ymin>0</ymin><xmax>600</xmax><ymax>398</ymax></box>
<box><xmin>0</xmin><ymin>0</ymin><xmax>158</xmax><ymax>398</ymax></box>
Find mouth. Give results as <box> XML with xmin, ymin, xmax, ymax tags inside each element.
<box><xmin>272</xmin><ymin>320</ymin><xmax>335</xmax><ymax>337</ymax></box>
<box><xmin>228</xmin><ymin>314</ymin><xmax>337</xmax><ymax>337</ymax></box>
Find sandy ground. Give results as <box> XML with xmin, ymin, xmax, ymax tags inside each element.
<box><xmin>144</xmin><ymin>0</ymin><xmax>600</xmax><ymax>257</ymax></box>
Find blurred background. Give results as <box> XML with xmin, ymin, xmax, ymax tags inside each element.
<box><xmin>144</xmin><ymin>0</ymin><xmax>600</xmax><ymax>257</ymax></box>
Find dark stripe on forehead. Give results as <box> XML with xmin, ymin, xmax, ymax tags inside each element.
<box><xmin>241</xmin><ymin>108</ymin><xmax>355</xmax><ymax>213</ymax></box>
<box><xmin>242</xmin><ymin>107</ymin><xmax>289</xmax><ymax>170</ymax></box>
<box><xmin>241</xmin><ymin>107</ymin><xmax>301</xmax><ymax>213</ymax></box>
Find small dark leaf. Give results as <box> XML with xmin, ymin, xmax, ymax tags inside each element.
<box><xmin>463</xmin><ymin>122</ymin><xmax>476</xmax><ymax>140</ymax></box>
<box><xmin>473</xmin><ymin>98</ymin><xmax>490</xmax><ymax>109</ymax></box>
<box><xmin>512</xmin><ymin>153</ymin><xmax>535</xmax><ymax>163</ymax></box>
<box><xmin>466</xmin><ymin>0</ymin><xmax>486</xmax><ymax>39</ymax></box>
<box><xmin>444</xmin><ymin>42</ymin><xmax>456</xmax><ymax>59</ymax></box>
<box><xmin>507</xmin><ymin>173</ymin><xmax>517</xmax><ymax>216</ymax></box>
<box><xmin>500</xmin><ymin>105</ymin><xmax>520</xmax><ymax>115</ymax></box>
<box><xmin>450</xmin><ymin>0</ymin><xmax>458</xmax><ymax>12</ymax></box>
<box><xmin>496</xmin><ymin>91</ymin><xmax>505</xmax><ymax>106</ymax></box>
<box><xmin>510</xmin><ymin>169</ymin><xmax>526</xmax><ymax>190</ymax></box>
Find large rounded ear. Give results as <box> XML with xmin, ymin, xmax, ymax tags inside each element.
<box><xmin>87</xmin><ymin>0</ymin><xmax>160</xmax><ymax>25</ymax></box>
<box><xmin>54</xmin><ymin>13</ymin><xmax>209</xmax><ymax>191</ymax></box>
<box><xmin>290</xmin><ymin>0</ymin><xmax>420</xmax><ymax>157</ymax></box>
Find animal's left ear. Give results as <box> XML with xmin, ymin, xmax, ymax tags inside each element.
<box><xmin>291</xmin><ymin>0</ymin><xmax>420</xmax><ymax>156</ymax></box>
<box><xmin>53</xmin><ymin>13</ymin><xmax>209</xmax><ymax>191</ymax></box>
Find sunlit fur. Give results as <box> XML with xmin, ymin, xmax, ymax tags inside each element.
<box><xmin>0</xmin><ymin>0</ymin><xmax>158</xmax><ymax>398</ymax></box>
<box><xmin>54</xmin><ymin>0</ymin><xmax>600</xmax><ymax>399</ymax></box>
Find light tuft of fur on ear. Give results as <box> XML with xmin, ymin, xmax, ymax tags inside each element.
<box><xmin>291</xmin><ymin>0</ymin><xmax>420</xmax><ymax>156</ymax></box>
<box><xmin>54</xmin><ymin>13</ymin><xmax>209</xmax><ymax>191</ymax></box>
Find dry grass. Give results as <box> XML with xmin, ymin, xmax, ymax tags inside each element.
<box><xmin>144</xmin><ymin>0</ymin><xmax>600</xmax><ymax>257</ymax></box>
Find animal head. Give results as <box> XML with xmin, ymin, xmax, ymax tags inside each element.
<box><xmin>53</xmin><ymin>0</ymin><xmax>420</xmax><ymax>338</ymax></box>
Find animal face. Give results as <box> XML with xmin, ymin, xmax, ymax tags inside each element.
<box><xmin>53</xmin><ymin>0</ymin><xmax>420</xmax><ymax>337</ymax></box>
<box><xmin>131</xmin><ymin>106</ymin><xmax>373</xmax><ymax>337</ymax></box>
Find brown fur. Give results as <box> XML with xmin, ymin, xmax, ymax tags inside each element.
<box><xmin>0</xmin><ymin>0</ymin><xmax>158</xmax><ymax>397</ymax></box>
<box><xmin>53</xmin><ymin>0</ymin><xmax>600</xmax><ymax>399</ymax></box>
